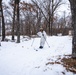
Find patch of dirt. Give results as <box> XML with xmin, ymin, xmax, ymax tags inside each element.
<box><xmin>46</xmin><ymin>61</ymin><xmax>61</xmax><ymax>65</ymax></box>
<box><xmin>61</xmin><ymin>56</ymin><xmax>76</xmax><ymax>73</ymax></box>
<box><xmin>46</xmin><ymin>55</ymin><xmax>76</xmax><ymax>73</ymax></box>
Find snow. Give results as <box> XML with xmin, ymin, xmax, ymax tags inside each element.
<box><xmin>0</xmin><ymin>35</ymin><xmax>74</xmax><ymax>75</ymax></box>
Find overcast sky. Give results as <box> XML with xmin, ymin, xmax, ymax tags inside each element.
<box><xmin>57</xmin><ymin>1</ymin><xmax>71</xmax><ymax>17</ymax></box>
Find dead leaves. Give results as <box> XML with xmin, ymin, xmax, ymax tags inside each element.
<box><xmin>46</xmin><ymin>55</ymin><xmax>76</xmax><ymax>73</ymax></box>
<box><xmin>61</xmin><ymin>57</ymin><xmax>76</xmax><ymax>73</ymax></box>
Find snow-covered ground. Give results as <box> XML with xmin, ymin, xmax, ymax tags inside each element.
<box><xmin>0</xmin><ymin>35</ymin><xmax>74</xmax><ymax>75</ymax></box>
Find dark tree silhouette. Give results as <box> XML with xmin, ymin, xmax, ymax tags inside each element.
<box><xmin>0</xmin><ymin>0</ymin><xmax>5</xmax><ymax>41</ymax></box>
<box><xmin>16</xmin><ymin>0</ymin><xmax>20</xmax><ymax>43</ymax></box>
<box><xmin>69</xmin><ymin>0</ymin><xmax>76</xmax><ymax>58</ymax></box>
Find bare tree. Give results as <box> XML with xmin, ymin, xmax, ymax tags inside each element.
<box><xmin>15</xmin><ymin>0</ymin><xmax>20</xmax><ymax>43</ymax></box>
<box><xmin>0</xmin><ymin>0</ymin><xmax>5</xmax><ymax>41</ymax></box>
<box><xmin>31</xmin><ymin>0</ymin><xmax>63</xmax><ymax>35</ymax></box>
<box><xmin>11</xmin><ymin>0</ymin><xmax>16</xmax><ymax>40</ymax></box>
<box><xmin>69</xmin><ymin>0</ymin><xmax>76</xmax><ymax>58</ymax></box>
<box><xmin>20</xmin><ymin>1</ymin><xmax>39</xmax><ymax>35</ymax></box>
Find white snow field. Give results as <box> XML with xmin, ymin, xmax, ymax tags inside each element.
<box><xmin>0</xmin><ymin>36</ymin><xmax>74</xmax><ymax>75</ymax></box>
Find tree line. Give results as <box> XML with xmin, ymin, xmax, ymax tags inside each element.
<box><xmin>1</xmin><ymin>0</ymin><xmax>71</xmax><ymax>40</ymax></box>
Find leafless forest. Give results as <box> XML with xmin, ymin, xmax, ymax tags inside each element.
<box><xmin>0</xmin><ymin>0</ymin><xmax>72</xmax><ymax>39</ymax></box>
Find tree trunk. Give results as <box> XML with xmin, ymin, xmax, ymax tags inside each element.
<box><xmin>16</xmin><ymin>0</ymin><xmax>20</xmax><ymax>43</ymax></box>
<box><xmin>1</xmin><ymin>1</ymin><xmax>5</xmax><ymax>41</ymax></box>
<box><xmin>2</xmin><ymin>10</ymin><xmax>5</xmax><ymax>41</ymax></box>
<box><xmin>12</xmin><ymin>2</ymin><xmax>16</xmax><ymax>41</ymax></box>
<box><xmin>69</xmin><ymin>0</ymin><xmax>76</xmax><ymax>58</ymax></box>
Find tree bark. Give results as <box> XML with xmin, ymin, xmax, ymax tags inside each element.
<box><xmin>16</xmin><ymin>0</ymin><xmax>20</xmax><ymax>43</ymax></box>
<box><xmin>0</xmin><ymin>0</ymin><xmax>5</xmax><ymax>41</ymax></box>
<box><xmin>12</xmin><ymin>1</ymin><xmax>16</xmax><ymax>41</ymax></box>
<box><xmin>69</xmin><ymin>0</ymin><xmax>76</xmax><ymax>58</ymax></box>
<box><xmin>1</xmin><ymin>7</ymin><xmax>5</xmax><ymax>41</ymax></box>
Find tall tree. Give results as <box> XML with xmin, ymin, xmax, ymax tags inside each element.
<box><xmin>11</xmin><ymin>0</ymin><xmax>20</xmax><ymax>42</ymax></box>
<box><xmin>31</xmin><ymin>0</ymin><xmax>63</xmax><ymax>35</ymax></box>
<box><xmin>0</xmin><ymin>0</ymin><xmax>5</xmax><ymax>41</ymax></box>
<box><xmin>69</xmin><ymin>0</ymin><xmax>76</xmax><ymax>58</ymax></box>
<box><xmin>11</xmin><ymin>0</ymin><xmax>16</xmax><ymax>40</ymax></box>
<box><xmin>15</xmin><ymin>0</ymin><xmax>20</xmax><ymax>43</ymax></box>
<box><xmin>0</xmin><ymin>0</ymin><xmax>2</xmax><ymax>45</ymax></box>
